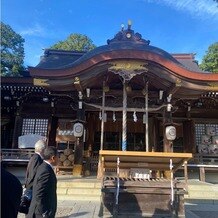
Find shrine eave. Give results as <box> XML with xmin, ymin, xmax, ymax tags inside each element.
<box><xmin>1</xmin><ymin>77</ymin><xmax>33</xmax><ymax>84</ymax></box>
<box><xmin>29</xmin><ymin>48</ymin><xmax>218</xmax><ymax>83</ymax></box>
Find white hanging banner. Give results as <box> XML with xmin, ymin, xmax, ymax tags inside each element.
<box><xmin>113</xmin><ymin>111</ymin><xmax>116</xmax><ymax>122</ymax></box>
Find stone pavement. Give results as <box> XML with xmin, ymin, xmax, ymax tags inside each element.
<box><xmin>56</xmin><ymin>200</ymin><xmax>102</xmax><ymax>218</ymax></box>
<box><xmin>17</xmin><ymin>200</ymin><xmax>218</xmax><ymax>218</ymax></box>
<box><xmin>185</xmin><ymin>202</ymin><xmax>218</xmax><ymax>218</ymax></box>
<box><xmin>17</xmin><ymin>178</ymin><xmax>218</xmax><ymax>218</ymax></box>
<box><xmin>18</xmin><ymin>200</ymin><xmax>103</xmax><ymax>218</ymax></box>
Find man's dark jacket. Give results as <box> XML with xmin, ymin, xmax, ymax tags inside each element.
<box><xmin>25</xmin><ymin>153</ymin><xmax>43</xmax><ymax>189</ymax></box>
<box><xmin>1</xmin><ymin>167</ymin><xmax>23</xmax><ymax>218</ymax></box>
<box><xmin>27</xmin><ymin>161</ymin><xmax>57</xmax><ymax>218</ymax></box>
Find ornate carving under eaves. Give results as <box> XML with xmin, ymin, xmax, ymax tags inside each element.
<box><xmin>207</xmin><ymin>82</ymin><xmax>218</xmax><ymax>90</ymax></box>
<box><xmin>109</xmin><ymin>61</ymin><xmax>148</xmax><ymax>81</ymax></box>
<box><xmin>197</xmin><ymin>98</ymin><xmax>217</xmax><ymax>109</ymax></box>
<box><xmin>176</xmin><ymin>97</ymin><xmax>218</xmax><ymax>110</ymax></box>
<box><xmin>84</xmin><ymin>95</ymin><xmax>160</xmax><ymax>109</ymax></box>
<box><xmin>107</xmin><ymin>20</ymin><xmax>150</xmax><ymax>45</ymax></box>
<box><xmin>34</xmin><ymin>78</ymin><xmax>50</xmax><ymax>86</ymax></box>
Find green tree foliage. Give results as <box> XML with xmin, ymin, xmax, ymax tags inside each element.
<box><xmin>1</xmin><ymin>22</ymin><xmax>25</xmax><ymax>76</ymax></box>
<box><xmin>50</xmin><ymin>33</ymin><xmax>96</xmax><ymax>51</ymax></box>
<box><xmin>200</xmin><ymin>42</ymin><xmax>218</xmax><ymax>73</ymax></box>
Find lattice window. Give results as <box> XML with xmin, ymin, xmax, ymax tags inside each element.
<box><xmin>195</xmin><ymin>123</ymin><xmax>218</xmax><ymax>146</ymax></box>
<box><xmin>22</xmin><ymin>118</ymin><xmax>48</xmax><ymax>136</ymax></box>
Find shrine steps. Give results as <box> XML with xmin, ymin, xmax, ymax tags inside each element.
<box><xmin>56</xmin><ymin>176</ymin><xmax>102</xmax><ymax>201</ymax></box>
<box><xmin>185</xmin><ymin>179</ymin><xmax>218</xmax><ymax>201</ymax></box>
<box><xmin>184</xmin><ymin>180</ymin><xmax>218</xmax><ymax>218</ymax></box>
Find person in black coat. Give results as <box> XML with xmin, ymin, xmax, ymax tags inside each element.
<box><xmin>1</xmin><ymin>166</ymin><xmax>23</xmax><ymax>218</ymax></box>
<box><xmin>19</xmin><ymin>139</ymin><xmax>47</xmax><ymax>214</ymax></box>
<box><xmin>27</xmin><ymin>146</ymin><xmax>58</xmax><ymax>218</ymax></box>
<box><xmin>25</xmin><ymin>139</ymin><xmax>46</xmax><ymax>190</ymax></box>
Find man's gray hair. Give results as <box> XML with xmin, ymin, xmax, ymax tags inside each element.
<box><xmin>35</xmin><ymin>139</ymin><xmax>46</xmax><ymax>153</ymax></box>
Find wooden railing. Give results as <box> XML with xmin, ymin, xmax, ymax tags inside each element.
<box><xmin>193</xmin><ymin>153</ymin><xmax>218</xmax><ymax>164</ymax></box>
<box><xmin>1</xmin><ymin>148</ymin><xmax>34</xmax><ymax>163</ymax></box>
<box><xmin>186</xmin><ymin>164</ymin><xmax>218</xmax><ymax>182</ymax></box>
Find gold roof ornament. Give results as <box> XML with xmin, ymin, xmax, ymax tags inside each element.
<box><xmin>74</xmin><ymin>77</ymin><xmax>80</xmax><ymax>84</ymax></box>
<box><xmin>33</xmin><ymin>78</ymin><xmax>50</xmax><ymax>86</ymax></box>
<box><xmin>109</xmin><ymin>61</ymin><xmax>148</xmax><ymax>81</ymax></box>
<box><xmin>128</xmin><ymin>20</ymin><xmax>132</xmax><ymax>29</ymax></box>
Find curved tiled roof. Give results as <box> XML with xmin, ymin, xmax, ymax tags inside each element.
<box><xmin>36</xmin><ymin>49</ymin><xmax>85</xmax><ymax>69</ymax></box>
<box><xmin>29</xmin><ymin>23</ymin><xmax>218</xmax><ymax>86</ymax></box>
<box><xmin>34</xmin><ymin>42</ymin><xmax>181</xmax><ymax>70</ymax></box>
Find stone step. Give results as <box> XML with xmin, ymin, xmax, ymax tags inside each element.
<box><xmin>185</xmin><ymin>181</ymin><xmax>218</xmax><ymax>200</ymax></box>
<box><xmin>56</xmin><ymin>177</ymin><xmax>102</xmax><ymax>202</ymax></box>
<box><xmin>57</xmin><ymin>181</ymin><xmax>101</xmax><ymax>188</ymax></box>
<box><xmin>188</xmin><ymin>185</ymin><xmax>218</xmax><ymax>192</ymax></box>
<box><xmin>185</xmin><ymin>199</ymin><xmax>218</xmax><ymax>205</ymax></box>
<box><xmin>57</xmin><ymin>187</ymin><xmax>101</xmax><ymax>196</ymax></box>
<box><xmin>57</xmin><ymin>194</ymin><xmax>101</xmax><ymax>202</ymax></box>
<box><xmin>187</xmin><ymin>191</ymin><xmax>218</xmax><ymax>199</ymax></box>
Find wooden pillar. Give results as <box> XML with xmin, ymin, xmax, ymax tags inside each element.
<box><xmin>100</xmin><ymin>83</ymin><xmax>106</xmax><ymax>150</ymax></box>
<box><xmin>73</xmin><ymin>109</ymin><xmax>85</xmax><ymax>176</ymax></box>
<box><xmin>153</xmin><ymin>116</ymin><xmax>159</xmax><ymax>151</ymax></box>
<box><xmin>148</xmin><ymin>117</ymin><xmax>155</xmax><ymax>151</ymax></box>
<box><xmin>73</xmin><ymin>137</ymin><xmax>84</xmax><ymax>176</ymax></box>
<box><xmin>145</xmin><ymin>82</ymin><xmax>149</xmax><ymax>152</ymax></box>
<box><xmin>199</xmin><ymin>167</ymin><xmax>205</xmax><ymax>182</ymax></box>
<box><xmin>183</xmin><ymin>120</ymin><xmax>196</xmax><ymax>153</ymax></box>
<box><xmin>86</xmin><ymin>113</ymin><xmax>95</xmax><ymax>148</ymax></box>
<box><xmin>12</xmin><ymin>106</ymin><xmax>23</xmax><ymax>149</ymax></box>
<box><xmin>184</xmin><ymin>161</ymin><xmax>188</xmax><ymax>185</ymax></box>
<box><xmin>163</xmin><ymin>111</ymin><xmax>173</xmax><ymax>153</ymax></box>
<box><xmin>163</xmin><ymin>110</ymin><xmax>173</xmax><ymax>179</ymax></box>
<box><xmin>48</xmin><ymin>116</ymin><xmax>58</xmax><ymax>147</ymax></box>
<box><xmin>97</xmin><ymin>83</ymin><xmax>107</xmax><ymax>179</ymax></box>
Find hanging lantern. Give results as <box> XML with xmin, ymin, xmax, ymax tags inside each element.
<box><xmin>165</xmin><ymin>126</ymin><xmax>176</xmax><ymax>141</ymax></box>
<box><xmin>73</xmin><ymin>123</ymin><xmax>84</xmax><ymax>137</ymax></box>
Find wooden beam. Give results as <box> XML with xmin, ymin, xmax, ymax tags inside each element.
<box><xmin>173</xmin><ymin>159</ymin><xmax>187</xmax><ymax>172</ymax></box>
<box><xmin>83</xmin><ymin>102</ymin><xmax>167</xmax><ymax>112</ymax></box>
<box><xmin>184</xmin><ymin>161</ymin><xmax>188</xmax><ymax>185</ymax></box>
<box><xmin>199</xmin><ymin>166</ymin><xmax>206</xmax><ymax>182</ymax></box>
<box><xmin>83</xmin><ymin>89</ymin><xmax>159</xmax><ymax>99</ymax></box>
<box><xmin>167</xmin><ymin>80</ymin><xmax>182</xmax><ymax>96</ymax></box>
<box><xmin>99</xmin><ymin>150</ymin><xmax>193</xmax><ymax>158</ymax></box>
<box><xmin>103</xmin><ymin>179</ymin><xmax>185</xmax><ymax>189</ymax></box>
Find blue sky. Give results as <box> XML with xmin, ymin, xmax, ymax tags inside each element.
<box><xmin>1</xmin><ymin>0</ymin><xmax>218</xmax><ymax>67</ymax></box>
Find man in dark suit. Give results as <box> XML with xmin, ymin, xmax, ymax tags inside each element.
<box><xmin>1</xmin><ymin>167</ymin><xmax>23</xmax><ymax>218</ymax></box>
<box><xmin>25</xmin><ymin>139</ymin><xmax>46</xmax><ymax>190</ymax></box>
<box><xmin>27</xmin><ymin>146</ymin><xmax>58</xmax><ymax>218</ymax></box>
<box><xmin>19</xmin><ymin>139</ymin><xmax>47</xmax><ymax>214</ymax></box>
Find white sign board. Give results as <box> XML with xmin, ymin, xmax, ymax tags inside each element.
<box><xmin>18</xmin><ymin>134</ymin><xmax>46</xmax><ymax>148</ymax></box>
